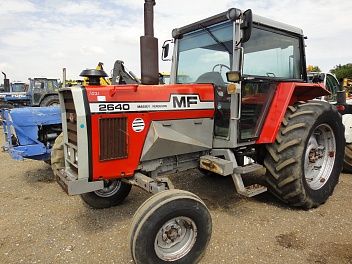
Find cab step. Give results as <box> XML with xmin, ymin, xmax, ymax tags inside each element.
<box><xmin>200</xmin><ymin>155</ymin><xmax>234</xmax><ymax>176</ymax></box>
<box><xmin>233</xmin><ymin>163</ymin><xmax>263</xmax><ymax>174</ymax></box>
<box><xmin>232</xmin><ymin>173</ymin><xmax>267</xmax><ymax>197</ymax></box>
<box><xmin>200</xmin><ymin>155</ymin><xmax>267</xmax><ymax>197</ymax></box>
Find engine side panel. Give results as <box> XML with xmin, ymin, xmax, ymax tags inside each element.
<box><xmin>141</xmin><ymin>118</ymin><xmax>214</xmax><ymax>161</ymax></box>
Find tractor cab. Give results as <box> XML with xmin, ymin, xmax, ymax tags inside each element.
<box><xmin>28</xmin><ymin>78</ymin><xmax>60</xmax><ymax>106</ymax></box>
<box><xmin>165</xmin><ymin>9</ymin><xmax>310</xmax><ymax>148</ymax></box>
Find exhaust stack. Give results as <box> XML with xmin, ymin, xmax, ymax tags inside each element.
<box><xmin>140</xmin><ymin>0</ymin><xmax>159</xmax><ymax>85</ymax></box>
<box><xmin>2</xmin><ymin>72</ymin><xmax>10</xmax><ymax>92</ymax></box>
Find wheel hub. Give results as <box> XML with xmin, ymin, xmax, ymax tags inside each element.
<box><xmin>308</xmin><ymin>145</ymin><xmax>324</xmax><ymax>163</ymax></box>
<box><xmin>94</xmin><ymin>180</ymin><xmax>121</xmax><ymax>197</ymax></box>
<box><xmin>155</xmin><ymin>216</ymin><xmax>197</xmax><ymax>261</ymax></box>
<box><xmin>304</xmin><ymin>124</ymin><xmax>336</xmax><ymax>190</ymax></box>
<box><xmin>162</xmin><ymin>223</ymin><xmax>182</xmax><ymax>243</ymax></box>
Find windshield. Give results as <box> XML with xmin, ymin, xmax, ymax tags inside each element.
<box><xmin>47</xmin><ymin>79</ymin><xmax>59</xmax><ymax>92</ymax></box>
<box><xmin>34</xmin><ymin>79</ymin><xmax>46</xmax><ymax>89</ymax></box>
<box><xmin>177</xmin><ymin>21</ymin><xmax>233</xmax><ymax>85</ymax></box>
<box><xmin>11</xmin><ymin>83</ymin><xmax>26</xmax><ymax>92</ymax></box>
<box><xmin>242</xmin><ymin>27</ymin><xmax>303</xmax><ymax>79</ymax></box>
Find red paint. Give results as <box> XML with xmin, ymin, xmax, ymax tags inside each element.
<box><xmin>85</xmin><ymin>82</ymin><xmax>330</xmax><ymax>179</ymax></box>
<box><xmin>85</xmin><ymin>83</ymin><xmax>215</xmax><ymax>180</ymax></box>
<box><xmin>256</xmin><ymin>82</ymin><xmax>331</xmax><ymax>144</ymax></box>
<box><xmin>86</xmin><ymin>84</ymin><xmax>215</xmax><ymax>102</ymax></box>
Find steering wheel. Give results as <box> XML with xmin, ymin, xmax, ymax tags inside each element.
<box><xmin>212</xmin><ymin>64</ymin><xmax>230</xmax><ymax>74</ymax></box>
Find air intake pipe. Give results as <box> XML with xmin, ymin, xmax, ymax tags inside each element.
<box><xmin>140</xmin><ymin>0</ymin><xmax>159</xmax><ymax>85</ymax></box>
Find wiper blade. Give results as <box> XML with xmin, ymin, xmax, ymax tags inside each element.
<box><xmin>200</xmin><ymin>24</ymin><xmax>232</xmax><ymax>54</ymax></box>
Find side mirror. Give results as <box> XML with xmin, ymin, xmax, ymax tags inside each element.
<box><xmin>241</xmin><ymin>9</ymin><xmax>252</xmax><ymax>43</ymax></box>
<box><xmin>162</xmin><ymin>40</ymin><xmax>173</xmax><ymax>61</ymax></box>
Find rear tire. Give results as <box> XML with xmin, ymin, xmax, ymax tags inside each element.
<box><xmin>40</xmin><ymin>95</ymin><xmax>59</xmax><ymax>107</ymax></box>
<box><xmin>80</xmin><ymin>180</ymin><xmax>131</xmax><ymax>209</ymax></box>
<box><xmin>129</xmin><ymin>190</ymin><xmax>212</xmax><ymax>264</ymax></box>
<box><xmin>343</xmin><ymin>143</ymin><xmax>352</xmax><ymax>173</ymax></box>
<box><xmin>264</xmin><ymin>101</ymin><xmax>344</xmax><ymax>209</ymax></box>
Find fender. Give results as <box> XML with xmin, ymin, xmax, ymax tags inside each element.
<box><xmin>256</xmin><ymin>82</ymin><xmax>331</xmax><ymax>144</ymax></box>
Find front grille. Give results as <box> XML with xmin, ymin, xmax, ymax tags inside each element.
<box><xmin>99</xmin><ymin>117</ymin><xmax>128</xmax><ymax>161</ymax></box>
<box><xmin>62</xmin><ymin>90</ymin><xmax>78</xmax><ymax>174</ymax></box>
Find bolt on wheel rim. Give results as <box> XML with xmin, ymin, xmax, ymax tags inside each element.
<box><xmin>155</xmin><ymin>216</ymin><xmax>197</xmax><ymax>261</ymax></box>
<box><xmin>94</xmin><ymin>180</ymin><xmax>121</xmax><ymax>197</ymax></box>
<box><xmin>304</xmin><ymin>124</ymin><xmax>336</xmax><ymax>190</ymax></box>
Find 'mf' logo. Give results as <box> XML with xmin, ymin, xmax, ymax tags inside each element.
<box><xmin>172</xmin><ymin>95</ymin><xmax>198</xmax><ymax>108</ymax></box>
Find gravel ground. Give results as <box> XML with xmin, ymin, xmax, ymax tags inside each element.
<box><xmin>0</xmin><ymin>128</ymin><xmax>351</xmax><ymax>264</ymax></box>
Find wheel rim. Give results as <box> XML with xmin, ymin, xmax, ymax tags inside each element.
<box><xmin>94</xmin><ymin>180</ymin><xmax>121</xmax><ymax>197</ymax></box>
<box><xmin>154</xmin><ymin>216</ymin><xmax>197</xmax><ymax>261</ymax></box>
<box><xmin>304</xmin><ymin>124</ymin><xmax>336</xmax><ymax>190</ymax></box>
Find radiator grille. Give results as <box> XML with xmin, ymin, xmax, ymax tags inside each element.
<box><xmin>99</xmin><ymin>117</ymin><xmax>128</xmax><ymax>161</ymax></box>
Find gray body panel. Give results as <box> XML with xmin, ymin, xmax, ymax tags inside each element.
<box><xmin>141</xmin><ymin>118</ymin><xmax>214</xmax><ymax>161</ymax></box>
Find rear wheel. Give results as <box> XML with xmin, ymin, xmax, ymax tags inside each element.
<box><xmin>343</xmin><ymin>143</ymin><xmax>352</xmax><ymax>172</ymax></box>
<box><xmin>80</xmin><ymin>180</ymin><xmax>131</xmax><ymax>209</ymax></box>
<box><xmin>264</xmin><ymin>101</ymin><xmax>344</xmax><ymax>209</ymax></box>
<box><xmin>40</xmin><ymin>95</ymin><xmax>59</xmax><ymax>107</ymax></box>
<box><xmin>129</xmin><ymin>190</ymin><xmax>212</xmax><ymax>264</ymax></box>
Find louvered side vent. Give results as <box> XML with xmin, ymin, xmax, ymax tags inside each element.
<box><xmin>62</xmin><ymin>90</ymin><xmax>77</xmax><ymax>146</ymax></box>
<box><xmin>62</xmin><ymin>90</ymin><xmax>78</xmax><ymax>175</ymax></box>
<box><xmin>99</xmin><ymin>117</ymin><xmax>128</xmax><ymax>161</ymax></box>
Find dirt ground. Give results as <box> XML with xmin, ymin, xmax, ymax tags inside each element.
<box><xmin>0</xmin><ymin>128</ymin><xmax>351</xmax><ymax>264</ymax></box>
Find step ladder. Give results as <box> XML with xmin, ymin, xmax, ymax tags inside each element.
<box><xmin>200</xmin><ymin>155</ymin><xmax>267</xmax><ymax>197</ymax></box>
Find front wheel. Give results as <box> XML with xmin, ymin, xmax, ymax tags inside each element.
<box><xmin>129</xmin><ymin>190</ymin><xmax>212</xmax><ymax>264</ymax></box>
<box><xmin>80</xmin><ymin>179</ymin><xmax>131</xmax><ymax>209</ymax></box>
<box><xmin>264</xmin><ymin>101</ymin><xmax>344</xmax><ymax>209</ymax></box>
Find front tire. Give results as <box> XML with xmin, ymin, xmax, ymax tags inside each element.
<box><xmin>80</xmin><ymin>179</ymin><xmax>131</xmax><ymax>209</ymax></box>
<box><xmin>264</xmin><ymin>101</ymin><xmax>344</xmax><ymax>209</ymax></box>
<box><xmin>129</xmin><ymin>190</ymin><xmax>212</xmax><ymax>264</ymax></box>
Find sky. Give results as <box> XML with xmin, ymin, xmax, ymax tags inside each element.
<box><xmin>1</xmin><ymin>0</ymin><xmax>351</xmax><ymax>82</ymax></box>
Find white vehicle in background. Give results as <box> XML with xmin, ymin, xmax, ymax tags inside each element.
<box><xmin>308</xmin><ymin>71</ymin><xmax>352</xmax><ymax>172</ymax></box>
<box><xmin>307</xmin><ymin>72</ymin><xmax>340</xmax><ymax>101</ymax></box>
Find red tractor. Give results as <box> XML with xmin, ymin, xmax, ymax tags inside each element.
<box><xmin>53</xmin><ymin>1</ymin><xmax>345</xmax><ymax>263</ymax></box>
